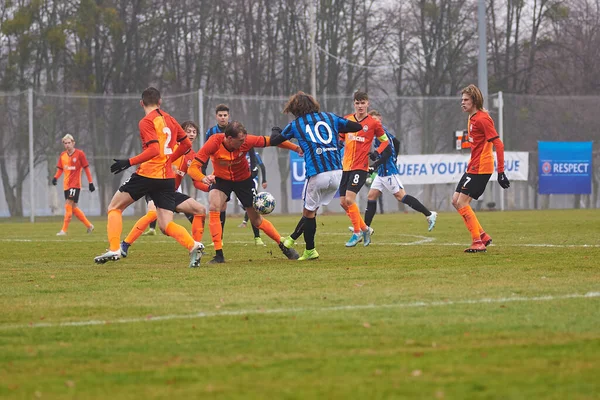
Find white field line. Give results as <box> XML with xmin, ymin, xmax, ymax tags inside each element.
<box><xmin>1</xmin><ymin>292</ymin><xmax>598</xmax><ymax>331</ymax></box>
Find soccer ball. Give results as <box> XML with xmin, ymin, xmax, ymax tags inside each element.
<box><xmin>253</xmin><ymin>192</ymin><xmax>276</xmax><ymax>215</ymax></box>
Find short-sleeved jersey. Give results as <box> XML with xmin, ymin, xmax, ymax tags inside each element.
<box><xmin>466</xmin><ymin>111</ymin><xmax>499</xmax><ymax>174</ymax></box>
<box><xmin>57</xmin><ymin>149</ymin><xmax>89</xmax><ymax>190</ymax></box>
<box><xmin>374</xmin><ymin>126</ymin><xmax>399</xmax><ymax>177</ymax></box>
<box><xmin>205</xmin><ymin>124</ymin><xmax>226</xmax><ymax>141</ymax></box>
<box><xmin>195</xmin><ymin>134</ymin><xmax>270</xmax><ymax>182</ymax></box>
<box><xmin>342</xmin><ymin>113</ymin><xmax>386</xmax><ymax>172</ymax></box>
<box><xmin>136</xmin><ymin>109</ymin><xmax>187</xmax><ymax>179</ymax></box>
<box><xmin>172</xmin><ymin>148</ymin><xmax>196</xmax><ymax>190</ymax></box>
<box><xmin>281</xmin><ymin>112</ymin><xmax>352</xmax><ymax>178</ymax></box>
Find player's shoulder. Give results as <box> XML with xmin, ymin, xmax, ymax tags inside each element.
<box><xmin>344</xmin><ymin>113</ymin><xmax>356</xmax><ymax>121</ymax></box>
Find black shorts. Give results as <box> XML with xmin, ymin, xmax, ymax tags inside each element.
<box><xmin>339</xmin><ymin>170</ymin><xmax>368</xmax><ymax>196</ymax></box>
<box><xmin>145</xmin><ymin>192</ymin><xmax>190</xmax><ymax>209</ymax></box>
<box><xmin>64</xmin><ymin>188</ymin><xmax>81</xmax><ymax>203</ymax></box>
<box><xmin>212</xmin><ymin>177</ymin><xmax>256</xmax><ymax>209</ymax></box>
<box><xmin>119</xmin><ymin>173</ymin><xmax>177</xmax><ymax>212</ymax></box>
<box><xmin>455</xmin><ymin>173</ymin><xmax>491</xmax><ymax>200</ymax></box>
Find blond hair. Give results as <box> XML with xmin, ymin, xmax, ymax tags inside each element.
<box><xmin>62</xmin><ymin>134</ymin><xmax>75</xmax><ymax>142</ymax></box>
<box><xmin>461</xmin><ymin>84</ymin><xmax>486</xmax><ymax>111</ymax></box>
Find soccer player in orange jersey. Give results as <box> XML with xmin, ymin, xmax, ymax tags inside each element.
<box><xmin>340</xmin><ymin>91</ymin><xmax>391</xmax><ymax>247</ymax></box>
<box><xmin>119</xmin><ymin>121</ymin><xmax>210</xmax><ymax>258</ymax></box>
<box><xmin>94</xmin><ymin>87</ymin><xmax>204</xmax><ymax>267</ymax></box>
<box><xmin>188</xmin><ymin>121</ymin><xmax>302</xmax><ymax>264</ymax></box>
<box><xmin>52</xmin><ymin>134</ymin><xmax>95</xmax><ymax>236</ymax></box>
<box><xmin>453</xmin><ymin>84</ymin><xmax>510</xmax><ymax>253</ymax></box>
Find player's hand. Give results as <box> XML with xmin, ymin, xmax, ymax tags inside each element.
<box><xmin>296</xmin><ymin>146</ymin><xmax>304</xmax><ymax>157</ymax></box>
<box><xmin>271</xmin><ymin>126</ymin><xmax>282</xmax><ymax>135</ymax></box>
<box><xmin>89</xmin><ymin>183</ymin><xmax>96</xmax><ymax>192</ymax></box>
<box><xmin>369</xmin><ymin>151</ymin><xmax>378</xmax><ymax>161</ymax></box>
<box><xmin>110</xmin><ymin>159</ymin><xmax>131</xmax><ymax>174</ymax></box>
<box><xmin>51</xmin><ymin>177</ymin><xmax>57</xmax><ymax>186</ymax></box>
<box><xmin>498</xmin><ymin>172</ymin><xmax>510</xmax><ymax>189</ymax></box>
<box><xmin>262</xmin><ymin>182</ymin><xmax>268</xmax><ymax>189</ymax></box>
<box><xmin>202</xmin><ymin>174</ymin><xmax>216</xmax><ymax>185</ymax></box>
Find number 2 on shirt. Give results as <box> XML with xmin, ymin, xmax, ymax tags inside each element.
<box><xmin>162</xmin><ymin>127</ymin><xmax>173</xmax><ymax>155</ymax></box>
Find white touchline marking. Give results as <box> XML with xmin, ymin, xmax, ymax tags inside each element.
<box><xmin>1</xmin><ymin>292</ymin><xmax>598</xmax><ymax>331</ymax></box>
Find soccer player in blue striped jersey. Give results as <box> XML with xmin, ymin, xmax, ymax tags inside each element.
<box><xmin>270</xmin><ymin>91</ymin><xmax>362</xmax><ymax>260</ymax></box>
<box><xmin>364</xmin><ymin>110</ymin><xmax>437</xmax><ymax>233</ymax></box>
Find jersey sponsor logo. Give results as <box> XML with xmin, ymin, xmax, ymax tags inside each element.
<box><xmin>66</xmin><ymin>166</ymin><xmax>76</xmax><ymax>170</ymax></box>
<box><xmin>347</xmin><ymin>133</ymin><xmax>366</xmax><ymax>142</ymax></box>
<box><xmin>315</xmin><ymin>147</ymin><xmax>337</xmax><ymax>155</ymax></box>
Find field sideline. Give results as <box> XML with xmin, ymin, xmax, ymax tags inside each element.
<box><xmin>1</xmin><ymin>209</ymin><xmax>599</xmax><ymax>399</ymax></box>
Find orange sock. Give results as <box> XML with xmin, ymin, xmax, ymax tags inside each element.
<box><xmin>61</xmin><ymin>204</ymin><xmax>73</xmax><ymax>232</ymax></box>
<box><xmin>72</xmin><ymin>207</ymin><xmax>92</xmax><ymax>228</ymax></box>
<box><xmin>107</xmin><ymin>209</ymin><xmax>123</xmax><ymax>251</ymax></box>
<box><xmin>347</xmin><ymin>203</ymin><xmax>367</xmax><ymax>233</ymax></box>
<box><xmin>257</xmin><ymin>217</ymin><xmax>281</xmax><ymax>243</ymax></box>
<box><xmin>209</xmin><ymin>211</ymin><xmax>223</xmax><ymax>250</ymax></box>
<box><xmin>165</xmin><ymin>221</ymin><xmax>195</xmax><ymax>251</ymax></box>
<box><xmin>458</xmin><ymin>205</ymin><xmax>481</xmax><ymax>241</ymax></box>
<box><xmin>124</xmin><ymin>211</ymin><xmax>157</xmax><ymax>245</ymax></box>
<box><xmin>192</xmin><ymin>214</ymin><xmax>205</xmax><ymax>242</ymax></box>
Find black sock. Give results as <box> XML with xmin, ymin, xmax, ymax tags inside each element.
<box><xmin>185</xmin><ymin>213</ymin><xmax>194</xmax><ymax>224</ymax></box>
<box><xmin>401</xmin><ymin>195</ymin><xmax>431</xmax><ymax>216</ymax></box>
<box><xmin>252</xmin><ymin>224</ymin><xmax>260</xmax><ymax>238</ymax></box>
<box><xmin>220</xmin><ymin>211</ymin><xmax>226</xmax><ymax>237</ymax></box>
<box><xmin>303</xmin><ymin>217</ymin><xmax>317</xmax><ymax>250</ymax></box>
<box><xmin>243</xmin><ymin>211</ymin><xmax>249</xmax><ymax>223</ymax></box>
<box><xmin>149</xmin><ymin>220</ymin><xmax>157</xmax><ymax>230</ymax></box>
<box><xmin>290</xmin><ymin>216</ymin><xmax>307</xmax><ymax>240</ymax></box>
<box><xmin>364</xmin><ymin>200</ymin><xmax>377</xmax><ymax>227</ymax></box>
<box><xmin>216</xmin><ymin>249</ymin><xmax>224</xmax><ymax>258</ymax></box>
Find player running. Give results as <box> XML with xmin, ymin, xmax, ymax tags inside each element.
<box><xmin>119</xmin><ymin>121</ymin><xmax>210</xmax><ymax>258</ymax></box>
<box><xmin>94</xmin><ymin>87</ymin><xmax>204</xmax><ymax>268</ymax></box>
<box><xmin>188</xmin><ymin>121</ymin><xmax>302</xmax><ymax>264</ymax></box>
<box><xmin>52</xmin><ymin>134</ymin><xmax>95</xmax><ymax>236</ymax></box>
<box><xmin>453</xmin><ymin>84</ymin><xmax>510</xmax><ymax>252</ymax></box>
<box><xmin>271</xmin><ymin>91</ymin><xmax>362</xmax><ymax>260</ymax></box>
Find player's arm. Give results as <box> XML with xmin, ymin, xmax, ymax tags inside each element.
<box><xmin>52</xmin><ymin>156</ymin><xmax>63</xmax><ymax>185</ymax></box>
<box><xmin>111</xmin><ymin>119</ymin><xmax>159</xmax><ymax>174</ymax></box>
<box><xmin>481</xmin><ymin>117</ymin><xmax>510</xmax><ymax>188</ymax></box>
<box><xmin>251</xmin><ymin>133</ymin><xmax>300</xmax><ymax>153</ymax></box>
<box><xmin>257</xmin><ymin>153</ymin><xmax>267</xmax><ymax>185</ymax></box>
<box><xmin>338</xmin><ymin>120</ymin><xmax>363</xmax><ymax>133</ymax></box>
<box><xmin>169</xmin><ymin>123</ymin><xmax>192</xmax><ymax>163</ymax></box>
<box><xmin>188</xmin><ymin>138</ymin><xmax>218</xmax><ymax>184</ymax></box>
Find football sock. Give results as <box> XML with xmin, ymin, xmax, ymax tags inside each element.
<box><xmin>290</xmin><ymin>216</ymin><xmax>306</xmax><ymax>240</ymax></box>
<box><xmin>364</xmin><ymin>200</ymin><xmax>377</xmax><ymax>227</ymax></box>
<box><xmin>61</xmin><ymin>204</ymin><xmax>73</xmax><ymax>232</ymax></box>
<box><xmin>401</xmin><ymin>195</ymin><xmax>431</xmax><ymax>217</ymax></box>
<box><xmin>73</xmin><ymin>207</ymin><xmax>92</xmax><ymax>228</ymax></box>
<box><xmin>348</xmin><ymin>203</ymin><xmax>367</xmax><ymax>233</ymax></box>
<box><xmin>185</xmin><ymin>213</ymin><xmax>194</xmax><ymax>224</ymax></box>
<box><xmin>220</xmin><ymin>211</ymin><xmax>226</xmax><ymax>239</ymax></box>
<box><xmin>149</xmin><ymin>220</ymin><xmax>157</xmax><ymax>230</ymax></box>
<box><xmin>243</xmin><ymin>211</ymin><xmax>249</xmax><ymax>223</ymax></box>
<box><xmin>303</xmin><ymin>217</ymin><xmax>317</xmax><ymax>250</ymax></box>
<box><xmin>209</xmin><ymin>211</ymin><xmax>223</xmax><ymax>250</ymax></box>
<box><xmin>251</xmin><ymin>224</ymin><xmax>260</xmax><ymax>238</ymax></box>
<box><xmin>192</xmin><ymin>214</ymin><xmax>205</xmax><ymax>242</ymax></box>
<box><xmin>458</xmin><ymin>205</ymin><xmax>481</xmax><ymax>241</ymax></box>
<box><xmin>124</xmin><ymin>211</ymin><xmax>157</xmax><ymax>245</ymax></box>
<box><xmin>257</xmin><ymin>218</ymin><xmax>281</xmax><ymax>243</ymax></box>
<box><xmin>165</xmin><ymin>221</ymin><xmax>195</xmax><ymax>251</ymax></box>
<box><xmin>107</xmin><ymin>209</ymin><xmax>123</xmax><ymax>251</ymax></box>
<box><xmin>477</xmin><ymin>221</ymin><xmax>486</xmax><ymax>236</ymax></box>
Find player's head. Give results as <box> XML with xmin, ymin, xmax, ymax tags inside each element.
<box><xmin>368</xmin><ymin>109</ymin><xmax>382</xmax><ymax>122</ymax></box>
<box><xmin>223</xmin><ymin>121</ymin><xmax>247</xmax><ymax>150</ymax></box>
<box><xmin>62</xmin><ymin>134</ymin><xmax>75</xmax><ymax>152</ymax></box>
<box><xmin>353</xmin><ymin>90</ymin><xmax>369</xmax><ymax>115</ymax></box>
<box><xmin>181</xmin><ymin>121</ymin><xmax>199</xmax><ymax>142</ymax></box>
<box><xmin>282</xmin><ymin>91</ymin><xmax>320</xmax><ymax>117</ymax></box>
<box><xmin>141</xmin><ymin>87</ymin><xmax>161</xmax><ymax>108</ymax></box>
<box><xmin>215</xmin><ymin>104</ymin><xmax>230</xmax><ymax>127</ymax></box>
<box><xmin>461</xmin><ymin>84</ymin><xmax>484</xmax><ymax>114</ymax></box>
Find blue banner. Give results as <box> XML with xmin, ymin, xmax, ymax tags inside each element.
<box><xmin>538</xmin><ymin>141</ymin><xmax>592</xmax><ymax>194</ymax></box>
<box><xmin>290</xmin><ymin>151</ymin><xmax>305</xmax><ymax>200</ymax></box>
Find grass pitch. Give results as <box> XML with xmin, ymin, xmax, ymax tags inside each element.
<box><xmin>0</xmin><ymin>209</ymin><xmax>599</xmax><ymax>399</ymax></box>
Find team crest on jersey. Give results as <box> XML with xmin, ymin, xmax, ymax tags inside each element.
<box><xmin>187</xmin><ymin>160</ymin><xmax>192</xmax><ymax>167</ymax></box>
<box><xmin>72</xmin><ymin>157</ymin><xmax>77</xmax><ymax>162</ymax></box>
<box><xmin>362</xmin><ymin>125</ymin><xmax>368</xmax><ymax>132</ymax></box>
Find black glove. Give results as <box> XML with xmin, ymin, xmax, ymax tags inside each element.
<box><xmin>89</xmin><ymin>183</ymin><xmax>96</xmax><ymax>192</ymax></box>
<box><xmin>498</xmin><ymin>172</ymin><xmax>510</xmax><ymax>189</ymax></box>
<box><xmin>51</xmin><ymin>177</ymin><xmax>57</xmax><ymax>186</ymax></box>
<box><xmin>369</xmin><ymin>151</ymin><xmax>378</xmax><ymax>161</ymax></box>
<box><xmin>110</xmin><ymin>159</ymin><xmax>131</xmax><ymax>174</ymax></box>
<box><xmin>271</xmin><ymin>126</ymin><xmax>282</xmax><ymax>135</ymax></box>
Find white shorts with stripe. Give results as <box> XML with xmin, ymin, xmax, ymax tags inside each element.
<box><xmin>302</xmin><ymin>170</ymin><xmax>343</xmax><ymax>211</ymax></box>
<box><xmin>371</xmin><ymin>174</ymin><xmax>404</xmax><ymax>195</ymax></box>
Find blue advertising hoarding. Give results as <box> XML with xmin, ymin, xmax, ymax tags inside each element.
<box><xmin>538</xmin><ymin>141</ymin><xmax>592</xmax><ymax>194</ymax></box>
<box><xmin>290</xmin><ymin>151</ymin><xmax>305</xmax><ymax>200</ymax></box>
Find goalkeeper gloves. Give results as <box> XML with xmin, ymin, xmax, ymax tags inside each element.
<box><xmin>498</xmin><ymin>172</ymin><xmax>510</xmax><ymax>189</ymax></box>
<box><xmin>110</xmin><ymin>159</ymin><xmax>131</xmax><ymax>174</ymax></box>
<box><xmin>51</xmin><ymin>177</ymin><xmax>57</xmax><ymax>186</ymax></box>
<box><xmin>89</xmin><ymin>183</ymin><xmax>96</xmax><ymax>192</ymax></box>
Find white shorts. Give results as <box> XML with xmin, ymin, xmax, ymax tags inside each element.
<box><xmin>302</xmin><ymin>170</ymin><xmax>342</xmax><ymax>211</ymax></box>
<box><xmin>371</xmin><ymin>174</ymin><xmax>404</xmax><ymax>195</ymax></box>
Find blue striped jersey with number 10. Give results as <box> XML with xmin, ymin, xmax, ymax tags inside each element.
<box><xmin>374</xmin><ymin>125</ymin><xmax>399</xmax><ymax>176</ymax></box>
<box><xmin>281</xmin><ymin>112</ymin><xmax>351</xmax><ymax>178</ymax></box>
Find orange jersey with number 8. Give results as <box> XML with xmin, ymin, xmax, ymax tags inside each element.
<box><xmin>136</xmin><ymin>109</ymin><xmax>187</xmax><ymax>179</ymax></box>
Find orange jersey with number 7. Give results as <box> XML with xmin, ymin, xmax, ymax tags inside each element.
<box><xmin>136</xmin><ymin>109</ymin><xmax>187</xmax><ymax>179</ymax></box>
